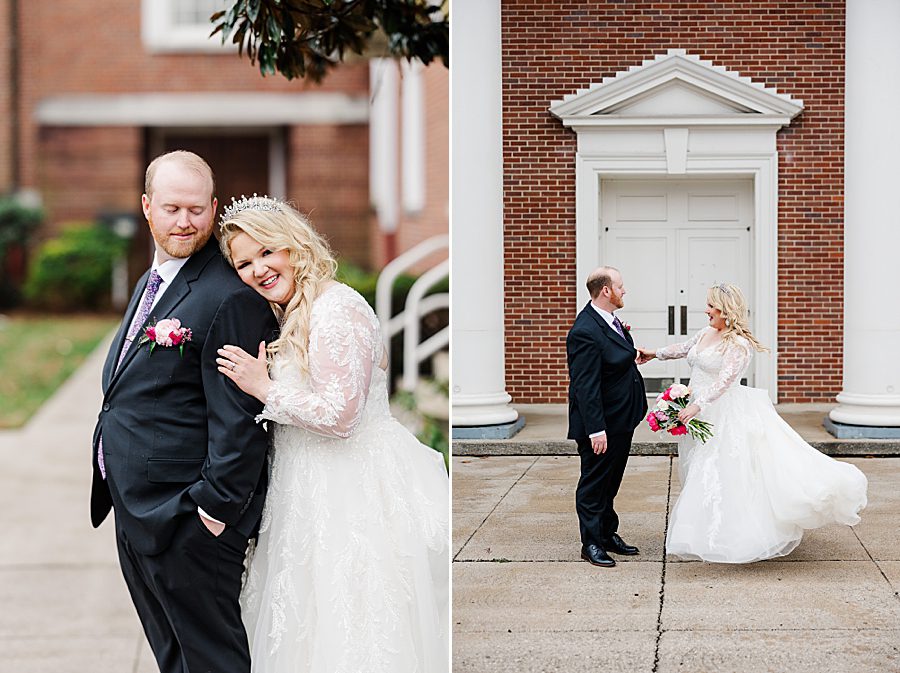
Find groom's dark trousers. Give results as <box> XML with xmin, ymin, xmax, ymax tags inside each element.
<box><xmin>567</xmin><ymin>302</ymin><xmax>647</xmax><ymax>548</ymax></box>
<box><xmin>90</xmin><ymin>239</ymin><xmax>278</xmax><ymax>673</ymax></box>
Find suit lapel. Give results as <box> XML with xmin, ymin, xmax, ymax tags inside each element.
<box><xmin>107</xmin><ymin>240</ymin><xmax>218</xmax><ymax>390</ymax></box>
<box><xmin>584</xmin><ymin>303</ymin><xmax>634</xmax><ymax>352</ymax></box>
<box><xmin>103</xmin><ymin>269</ymin><xmax>150</xmax><ymax>392</ymax></box>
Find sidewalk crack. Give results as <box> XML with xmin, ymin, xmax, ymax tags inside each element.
<box><xmin>652</xmin><ymin>455</ymin><xmax>673</xmax><ymax>673</ymax></box>
<box><xmin>453</xmin><ymin>456</ymin><xmax>540</xmax><ymax>561</ymax></box>
<box><xmin>851</xmin><ymin>526</ymin><xmax>899</xmax><ymax>601</ymax></box>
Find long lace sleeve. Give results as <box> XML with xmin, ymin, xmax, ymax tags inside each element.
<box><xmin>693</xmin><ymin>338</ymin><xmax>752</xmax><ymax>411</ymax></box>
<box><xmin>656</xmin><ymin>328</ymin><xmax>707</xmax><ymax>361</ymax></box>
<box><xmin>258</xmin><ymin>287</ymin><xmax>382</xmax><ymax>438</ymax></box>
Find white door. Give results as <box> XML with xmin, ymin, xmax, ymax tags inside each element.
<box><xmin>602</xmin><ymin>178</ymin><xmax>753</xmax><ymax>394</ymax></box>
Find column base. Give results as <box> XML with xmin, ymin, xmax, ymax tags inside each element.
<box><xmin>452</xmin><ymin>416</ymin><xmax>526</xmax><ymax>440</ymax></box>
<box><xmin>824</xmin><ymin>416</ymin><xmax>900</xmax><ymax>439</ymax></box>
<box><xmin>829</xmin><ymin>399</ymin><xmax>900</xmax><ymax>428</ymax></box>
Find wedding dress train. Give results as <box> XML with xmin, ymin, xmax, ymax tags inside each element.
<box><xmin>657</xmin><ymin>328</ymin><xmax>867</xmax><ymax>563</ymax></box>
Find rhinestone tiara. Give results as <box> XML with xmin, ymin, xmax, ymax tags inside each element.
<box><xmin>220</xmin><ymin>193</ymin><xmax>285</xmax><ymax>225</ymax></box>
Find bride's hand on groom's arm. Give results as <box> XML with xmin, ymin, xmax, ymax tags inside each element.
<box><xmin>217</xmin><ymin>341</ymin><xmax>272</xmax><ymax>404</ymax></box>
<box><xmin>635</xmin><ymin>348</ymin><xmax>656</xmax><ymax>365</ymax></box>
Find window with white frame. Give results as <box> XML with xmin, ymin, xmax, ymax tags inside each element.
<box><xmin>142</xmin><ymin>0</ymin><xmax>232</xmax><ymax>53</ymax></box>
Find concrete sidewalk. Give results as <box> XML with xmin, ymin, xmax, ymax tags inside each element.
<box><xmin>453</xmin><ymin>455</ymin><xmax>900</xmax><ymax>672</ymax></box>
<box><xmin>0</xmin><ymin>336</ymin><xmax>156</xmax><ymax>672</ymax></box>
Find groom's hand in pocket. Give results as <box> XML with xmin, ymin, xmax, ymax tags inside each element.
<box><xmin>199</xmin><ymin>513</ymin><xmax>226</xmax><ymax>537</ymax></box>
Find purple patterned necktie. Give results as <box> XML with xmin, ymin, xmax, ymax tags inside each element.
<box><xmin>612</xmin><ymin>315</ymin><xmax>626</xmax><ymax>339</ymax></box>
<box><xmin>99</xmin><ymin>270</ymin><xmax>163</xmax><ymax>479</ymax></box>
<box><xmin>116</xmin><ymin>270</ymin><xmax>163</xmax><ymax>371</ymax></box>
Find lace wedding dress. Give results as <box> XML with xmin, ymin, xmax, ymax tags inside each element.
<box><xmin>657</xmin><ymin>328</ymin><xmax>867</xmax><ymax>563</ymax></box>
<box><xmin>240</xmin><ymin>283</ymin><xmax>449</xmax><ymax>672</ymax></box>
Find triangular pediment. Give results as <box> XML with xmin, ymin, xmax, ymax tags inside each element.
<box><xmin>550</xmin><ymin>49</ymin><xmax>803</xmax><ymax>127</ymax></box>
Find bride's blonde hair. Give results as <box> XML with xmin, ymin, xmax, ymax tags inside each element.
<box><xmin>219</xmin><ymin>202</ymin><xmax>337</xmax><ymax>374</ymax></box>
<box><xmin>707</xmin><ymin>284</ymin><xmax>768</xmax><ymax>352</ymax></box>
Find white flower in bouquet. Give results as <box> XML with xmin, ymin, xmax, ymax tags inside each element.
<box><xmin>669</xmin><ymin>383</ymin><xmax>690</xmax><ymax>399</ymax></box>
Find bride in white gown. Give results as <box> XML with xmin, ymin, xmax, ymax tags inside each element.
<box><xmin>639</xmin><ymin>283</ymin><xmax>867</xmax><ymax>563</ymax></box>
<box><xmin>215</xmin><ymin>197</ymin><xmax>449</xmax><ymax>671</ymax></box>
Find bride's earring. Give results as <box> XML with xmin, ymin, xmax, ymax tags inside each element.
<box><xmin>725</xmin><ymin>318</ymin><xmax>731</xmax><ymax>327</ymax></box>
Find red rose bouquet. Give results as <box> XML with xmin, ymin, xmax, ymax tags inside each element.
<box><xmin>646</xmin><ymin>383</ymin><xmax>714</xmax><ymax>443</ymax></box>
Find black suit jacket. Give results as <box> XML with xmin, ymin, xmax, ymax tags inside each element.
<box><xmin>90</xmin><ymin>239</ymin><xmax>279</xmax><ymax>555</ymax></box>
<box><xmin>566</xmin><ymin>303</ymin><xmax>648</xmax><ymax>440</ymax></box>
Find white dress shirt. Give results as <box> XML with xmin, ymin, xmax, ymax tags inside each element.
<box><xmin>147</xmin><ymin>255</ymin><xmax>189</xmax><ymax>311</ymax></box>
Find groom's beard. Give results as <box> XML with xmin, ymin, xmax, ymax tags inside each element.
<box><xmin>148</xmin><ymin>214</ymin><xmax>213</xmax><ymax>259</ymax></box>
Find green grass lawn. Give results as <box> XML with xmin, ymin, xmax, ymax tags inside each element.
<box><xmin>0</xmin><ymin>314</ymin><xmax>118</xmax><ymax>428</ymax></box>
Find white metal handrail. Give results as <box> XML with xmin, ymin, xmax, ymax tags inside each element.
<box><xmin>375</xmin><ymin>234</ymin><xmax>449</xmax><ymax>337</ymax></box>
<box><xmin>401</xmin><ymin>259</ymin><xmax>450</xmax><ymax>391</ymax></box>
<box><xmin>375</xmin><ymin>235</ymin><xmax>449</xmax><ymax>391</ymax></box>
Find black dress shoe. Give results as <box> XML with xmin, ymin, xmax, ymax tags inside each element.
<box><xmin>603</xmin><ymin>533</ymin><xmax>640</xmax><ymax>556</ymax></box>
<box><xmin>581</xmin><ymin>544</ymin><xmax>616</xmax><ymax>567</ymax></box>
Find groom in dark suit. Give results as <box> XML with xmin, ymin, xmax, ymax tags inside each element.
<box><xmin>566</xmin><ymin>266</ymin><xmax>647</xmax><ymax>568</ymax></box>
<box><xmin>91</xmin><ymin>151</ymin><xmax>278</xmax><ymax>672</ymax></box>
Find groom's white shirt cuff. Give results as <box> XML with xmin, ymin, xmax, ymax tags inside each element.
<box><xmin>197</xmin><ymin>507</ymin><xmax>225</xmax><ymax>525</ymax></box>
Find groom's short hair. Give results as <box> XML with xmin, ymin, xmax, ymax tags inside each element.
<box><xmin>145</xmin><ymin>150</ymin><xmax>216</xmax><ymax>203</ymax></box>
<box><xmin>587</xmin><ymin>266</ymin><xmax>618</xmax><ymax>299</ymax></box>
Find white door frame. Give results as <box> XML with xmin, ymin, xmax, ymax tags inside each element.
<box><xmin>575</xmin><ymin>155</ymin><xmax>777</xmax><ymax>399</ymax></box>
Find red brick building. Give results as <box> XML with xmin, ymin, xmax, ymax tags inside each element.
<box><xmin>1</xmin><ymin>0</ymin><xmax>447</xmax><ymax>278</ymax></box>
<box><xmin>452</xmin><ymin>1</ymin><xmax>900</xmax><ymax>433</ymax></box>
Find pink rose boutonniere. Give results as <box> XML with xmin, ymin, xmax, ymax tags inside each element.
<box><xmin>622</xmin><ymin>321</ymin><xmax>632</xmax><ymax>332</ymax></box>
<box><xmin>139</xmin><ymin>318</ymin><xmax>193</xmax><ymax>356</ymax></box>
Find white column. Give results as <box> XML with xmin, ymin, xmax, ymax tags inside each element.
<box><xmin>829</xmin><ymin>0</ymin><xmax>900</xmax><ymax>427</ymax></box>
<box><xmin>401</xmin><ymin>59</ymin><xmax>426</xmax><ymax>215</ymax></box>
<box><xmin>369</xmin><ymin>59</ymin><xmax>400</xmax><ymax>234</ymax></box>
<box><xmin>451</xmin><ymin>0</ymin><xmax>518</xmax><ymax>426</ymax></box>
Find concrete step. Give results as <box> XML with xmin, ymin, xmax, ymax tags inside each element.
<box><xmin>452</xmin><ymin>403</ymin><xmax>900</xmax><ymax>457</ymax></box>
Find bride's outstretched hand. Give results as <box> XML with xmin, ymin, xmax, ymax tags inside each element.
<box><xmin>636</xmin><ymin>348</ymin><xmax>655</xmax><ymax>365</ymax></box>
<box><xmin>217</xmin><ymin>341</ymin><xmax>272</xmax><ymax>404</ymax></box>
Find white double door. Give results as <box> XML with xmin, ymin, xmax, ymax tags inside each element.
<box><xmin>601</xmin><ymin>178</ymin><xmax>754</xmax><ymax>394</ymax></box>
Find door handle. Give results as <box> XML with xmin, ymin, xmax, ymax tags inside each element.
<box><xmin>680</xmin><ymin>306</ymin><xmax>687</xmax><ymax>335</ymax></box>
<box><xmin>668</xmin><ymin>306</ymin><xmax>675</xmax><ymax>336</ymax></box>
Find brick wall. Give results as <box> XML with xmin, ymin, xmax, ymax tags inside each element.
<box><xmin>14</xmin><ymin>0</ymin><xmax>374</xmax><ymax>268</ymax></box>
<box><xmin>501</xmin><ymin>0</ymin><xmax>845</xmax><ymax>404</ymax></box>
<box><xmin>288</xmin><ymin>123</ymin><xmax>371</xmax><ymax>267</ymax></box>
<box><xmin>16</xmin><ymin>1</ymin><xmax>369</xmax><ymax>190</ymax></box>
<box><xmin>0</xmin><ymin>0</ymin><xmax>11</xmax><ymax>191</ymax></box>
<box><xmin>37</xmin><ymin>126</ymin><xmax>143</xmax><ymax>238</ymax></box>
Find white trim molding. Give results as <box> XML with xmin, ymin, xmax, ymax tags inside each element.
<box><xmin>141</xmin><ymin>0</ymin><xmax>234</xmax><ymax>54</ymax></box>
<box><xmin>551</xmin><ymin>50</ymin><xmax>804</xmax><ymax>402</ymax></box>
<box><xmin>550</xmin><ymin>49</ymin><xmax>803</xmax><ymax>127</ymax></box>
<box><xmin>35</xmin><ymin>93</ymin><xmax>370</xmax><ymax>126</ymax></box>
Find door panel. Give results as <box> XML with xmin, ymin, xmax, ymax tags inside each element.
<box><xmin>601</xmin><ymin>178</ymin><xmax>753</xmax><ymax>394</ymax></box>
<box><xmin>606</xmin><ymin>228</ymin><xmax>676</xmax><ymax>393</ymax></box>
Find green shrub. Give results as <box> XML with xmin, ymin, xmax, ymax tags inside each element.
<box><xmin>0</xmin><ymin>197</ymin><xmax>43</xmax><ymax>308</ymax></box>
<box><xmin>24</xmin><ymin>222</ymin><xmax>129</xmax><ymax>311</ymax></box>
